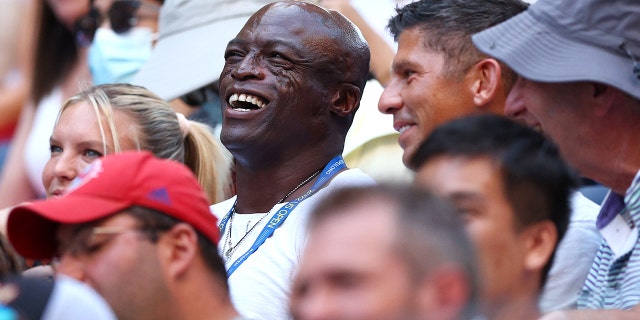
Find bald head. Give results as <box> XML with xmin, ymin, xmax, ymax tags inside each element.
<box><xmin>245</xmin><ymin>1</ymin><xmax>370</xmax><ymax>92</ymax></box>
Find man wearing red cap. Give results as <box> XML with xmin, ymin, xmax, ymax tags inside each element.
<box><xmin>6</xmin><ymin>151</ymin><xmax>241</xmax><ymax>320</ymax></box>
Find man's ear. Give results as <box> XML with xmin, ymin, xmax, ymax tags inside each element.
<box><xmin>158</xmin><ymin>223</ymin><xmax>199</xmax><ymax>279</ymax></box>
<box><xmin>468</xmin><ymin>58</ymin><xmax>502</xmax><ymax>108</ymax></box>
<box><xmin>590</xmin><ymin>82</ymin><xmax>616</xmax><ymax>117</ymax></box>
<box><xmin>330</xmin><ymin>83</ymin><xmax>361</xmax><ymax>117</ymax></box>
<box><xmin>521</xmin><ymin>220</ymin><xmax>558</xmax><ymax>273</ymax></box>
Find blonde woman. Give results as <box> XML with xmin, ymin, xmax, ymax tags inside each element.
<box><xmin>44</xmin><ymin>83</ymin><xmax>232</xmax><ymax>204</ymax></box>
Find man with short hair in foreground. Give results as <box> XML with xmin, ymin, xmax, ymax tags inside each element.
<box><xmin>291</xmin><ymin>184</ymin><xmax>478</xmax><ymax>320</ymax></box>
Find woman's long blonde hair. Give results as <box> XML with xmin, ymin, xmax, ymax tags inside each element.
<box><xmin>58</xmin><ymin>83</ymin><xmax>232</xmax><ymax>203</ymax></box>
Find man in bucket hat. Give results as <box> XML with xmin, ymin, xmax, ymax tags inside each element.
<box><xmin>473</xmin><ymin>0</ymin><xmax>640</xmax><ymax>317</ymax></box>
<box><xmin>5</xmin><ymin>151</ymin><xmax>241</xmax><ymax>320</ymax></box>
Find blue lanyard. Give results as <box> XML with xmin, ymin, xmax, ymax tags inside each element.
<box><xmin>220</xmin><ymin>155</ymin><xmax>346</xmax><ymax>277</ymax></box>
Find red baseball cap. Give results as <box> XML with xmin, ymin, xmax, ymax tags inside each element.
<box><xmin>7</xmin><ymin>151</ymin><xmax>219</xmax><ymax>260</ymax></box>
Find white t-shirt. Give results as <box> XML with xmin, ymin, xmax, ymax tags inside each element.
<box><xmin>539</xmin><ymin>191</ymin><xmax>602</xmax><ymax>311</ymax></box>
<box><xmin>211</xmin><ymin>169</ymin><xmax>375</xmax><ymax>320</ymax></box>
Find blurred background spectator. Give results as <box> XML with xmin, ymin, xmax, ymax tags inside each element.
<box><xmin>0</xmin><ymin>0</ymin><xmax>162</xmax><ymax>207</ymax></box>
<box><xmin>86</xmin><ymin>0</ymin><xmax>162</xmax><ymax>85</ymax></box>
<box><xmin>0</xmin><ymin>0</ymin><xmax>34</xmax><ymax>171</ymax></box>
<box><xmin>0</xmin><ymin>0</ymin><xmax>92</xmax><ymax>207</ymax></box>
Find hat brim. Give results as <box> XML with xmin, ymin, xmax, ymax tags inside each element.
<box><xmin>7</xmin><ymin>196</ymin><xmax>132</xmax><ymax>260</ymax></box>
<box><xmin>132</xmin><ymin>15</ymin><xmax>252</xmax><ymax>101</ymax></box>
<box><xmin>472</xmin><ymin>9</ymin><xmax>640</xmax><ymax>100</ymax></box>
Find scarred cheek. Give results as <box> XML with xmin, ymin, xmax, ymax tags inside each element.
<box><xmin>220</xmin><ymin>65</ymin><xmax>236</xmax><ymax>80</ymax></box>
<box><xmin>274</xmin><ymin>73</ymin><xmax>300</xmax><ymax>96</ymax></box>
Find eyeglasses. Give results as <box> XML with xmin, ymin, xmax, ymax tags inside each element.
<box><xmin>74</xmin><ymin>0</ymin><xmax>160</xmax><ymax>46</ymax></box>
<box><xmin>57</xmin><ymin>225</ymin><xmax>149</xmax><ymax>257</ymax></box>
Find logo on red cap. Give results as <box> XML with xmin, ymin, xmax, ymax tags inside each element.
<box><xmin>147</xmin><ymin>187</ymin><xmax>172</xmax><ymax>205</ymax></box>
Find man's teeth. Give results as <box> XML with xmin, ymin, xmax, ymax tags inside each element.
<box><xmin>398</xmin><ymin>125</ymin><xmax>411</xmax><ymax>134</ymax></box>
<box><xmin>228</xmin><ymin>93</ymin><xmax>266</xmax><ymax>110</ymax></box>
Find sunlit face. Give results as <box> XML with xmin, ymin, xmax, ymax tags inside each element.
<box><xmin>291</xmin><ymin>200</ymin><xmax>421</xmax><ymax>320</ymax></box>
<box><xmin>415</xmin><ymin>156</ymin><xmax>526</xmax><ymax>311</ymax></box>
<box><xmin>378</xmin><ymin>27</ymin><xmax>477</xmax><ymax>168</ymax></box>
<box><xmin>218</xmin><ymin>2</ymin><xmax>339</xmax><ymax>156</ymax></box>
<box><xmin>42</xmin><ymin>101</ymin><xmax>138</xmax><ymax>198</ymax></box>
<box><xmin>505</xmin><ymin>77</ymin><xmax>594</xmax><ymax>176</ymax></box>
<box><xmin>55</xmin><ymin>213</ymin><xmax>168</xmax><ymax>320</ymax></box>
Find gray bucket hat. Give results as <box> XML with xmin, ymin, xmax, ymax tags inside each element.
<box><xmin>472</xmin><ymin>0</ymin><xmax>640</xmax><ymax>100</ymax></box>
<box><xmin>132</xmin><ymin>0</ymin><xmax>274</xmax><ymax>101</ymax></box>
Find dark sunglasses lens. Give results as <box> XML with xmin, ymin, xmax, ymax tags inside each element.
<box><xmin>109</xmin><ymin>0</ymin><xmax>140</xmax><ymax>34</ymax></box>
<box><xmin>74</xmin><ymin>7</ymin><xmax>101</xmax><ymax>46</ymax></box>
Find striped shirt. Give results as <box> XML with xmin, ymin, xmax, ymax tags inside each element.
<box><xmin>578</xmin><ymin>170</ymin><xmax>640</xmax><ymax>309</ymax></box>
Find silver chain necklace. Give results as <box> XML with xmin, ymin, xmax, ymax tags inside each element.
<box><xmin>223</xmin><ymin>169</ymin><xmax>322</xmax><ymax>259</ymax></box>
